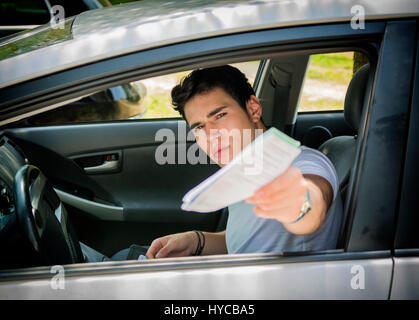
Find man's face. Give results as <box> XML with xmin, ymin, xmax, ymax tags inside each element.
<box><xmin>184</xmin><ymin>87</ymin><xmax>259</xmax><ymax>167</ymax></box>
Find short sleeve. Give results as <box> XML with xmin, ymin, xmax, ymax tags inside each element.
<box><xmin>291</xmin><ymin>146</ymin><xmax>339</xmax><ymax>200</ymax></box>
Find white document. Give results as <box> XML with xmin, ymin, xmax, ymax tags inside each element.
<box><xmin>181</xmin><ymin>127</ymin><xmax>301</xmax><ymax>213</ymax></box>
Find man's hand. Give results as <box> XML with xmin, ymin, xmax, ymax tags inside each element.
<box><xmin>146</xmin><ymin>231</ymin><xmax>227</xmax><ymax>259</ymax></box>
<box><xmin>146</xmin><ymin>231</ymin><xmax>197</xmax><ymax>259</ymax></box>
<box><xmin>245</xmin><ymin>166</ymin><xmax>333</xmax><ymax>235</ymax></box>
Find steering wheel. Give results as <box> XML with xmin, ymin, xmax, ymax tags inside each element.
<box><xmin>14</xmin><ymin>165</ymin><xmax>83</xmax><ymax>266</ymax></box>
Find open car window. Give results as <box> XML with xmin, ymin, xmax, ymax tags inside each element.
<box><xmin>15</xmin><ymin>61</ymin><xmax>261</xmax><ymax>125</ymax></box>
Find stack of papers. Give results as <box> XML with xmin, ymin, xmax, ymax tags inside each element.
<box><xmin>181</xmin><ymin>127</ymin><xmax>301</xmax><ymax>213</ymax></box>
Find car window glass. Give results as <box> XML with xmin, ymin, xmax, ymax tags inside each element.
<box><xmin>298</xmin><ymin>51</ymin><xmax>360</xmax><ymax>113</ymax></box>
<box><xmin>22</xmin><ymin>61</ymin><xmax>261</xmax><ymax>125</ymax></box>
<box><xmin>0</xmin><ymin>17</ymin><xmax>74</xmax><ymax>61</ymax></box>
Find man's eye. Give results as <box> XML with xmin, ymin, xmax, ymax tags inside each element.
<box><xmin>194</xmin><ymin>125</ymin><xmax>204</xmax><ymax>133</ymax></box>
<box><xmin>216</xmin><ymin>112</ymin><xmax>226</xmax><ymax>119</ymax></box>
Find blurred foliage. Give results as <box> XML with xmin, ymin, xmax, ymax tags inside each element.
<box><xmin>143</xmin><ymin>92</ymin><xmax>180</xmax><ymax>119</ymax></box>
<box><xmin>353</xmin><ymin>51</ymin><xmax>370</xmax><ymax>74</ymax></box>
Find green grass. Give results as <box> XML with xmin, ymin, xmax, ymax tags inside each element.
<box><xmin>299</xmin><ymin>97</ymin><xmax>344</xmax><ymax>112</ymax></box>
<box><xmin>306</xmin><ymin>67</ymin><xmax>351</xmax><ymax>85</ymax></box>
<box><xmin>306</xmin><ymin>52</ymin><xmax>354</xmax><ymax>84</ymax></box>
<box><xmin>310</xmin><ymin>52</ymin><xmax>354</xmax><ymax>70</ymax></box>
<box><xmin>142</xmin><ymin>92</ymin><xmax>180</xmax><ymax>119</ymax></box>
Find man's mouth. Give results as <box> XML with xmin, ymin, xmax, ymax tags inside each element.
<box><xmin>212</xmin><ymin>145</ymin><xmax>229</xmax><ymax>159</ymax></box>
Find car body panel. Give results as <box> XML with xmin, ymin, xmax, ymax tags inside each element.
<box><xmin>390</xmin><ymin>256</ymin><xmax>419</xmax><ymax>299</ymax></box>
<box><xmin>0</xmin><ymin>251</ymin><xmax>392</xmax><ymax>299</ymax></box>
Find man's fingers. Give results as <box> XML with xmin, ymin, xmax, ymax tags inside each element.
<box><xmin>146</xmin><ymin>232</ymin><xmax>196</xmax><ymax>259</ymax></box>
<box><xmin>247</xmin><ymin>166</ymin><xmax>303</xmax><ymax>202</ymax></box>
<box><xmin>247</xmin><ymin>176</ymin><xmax>307</xmax><ymax>206</ymax></box>
<box><xmin>146</xmin><ymin>238</ymin><xmax>166</xmax><ymax>259</ymax></box>
<box><xmin>155</xmin><ymin>238</ymin><xmax>180</xmax><ymax>258</ymax></box>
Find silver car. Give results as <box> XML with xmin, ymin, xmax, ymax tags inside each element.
<box><xmin>0</xmin><ymin>0</ymin><xmax>418</xmax><ymax>301</ymax></box>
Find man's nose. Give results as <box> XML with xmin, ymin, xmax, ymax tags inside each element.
<box><xmin>205</xmin><ymin>124</ymin><xmax>220</xmax><ymax>140</ymax></box>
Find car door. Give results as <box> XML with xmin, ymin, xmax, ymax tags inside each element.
<box><xmin>6</xmin><ymin>118</ymin><xmax>224</xmax><ymax>257</ymax></box>
<box><xmin>0</xmin><ymin>16</ymin><xmax>416</xmax><ymax>299</ymax></box>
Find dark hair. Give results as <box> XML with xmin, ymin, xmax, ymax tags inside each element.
<box><xmin>171</xmin><ymin>65</ymin><xmax>255</xmax><ymax>120</ymax></box>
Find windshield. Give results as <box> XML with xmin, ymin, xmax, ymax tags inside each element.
<box><xmin>0</xmin><ymin>16</ymin><xmax>74</xmax><ymax>61</ymax></box>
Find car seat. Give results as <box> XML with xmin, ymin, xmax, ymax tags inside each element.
<box><xmin>319</xmin><ymin>63</ymin><xmax>371</xmax><ymax>203</ymax></box>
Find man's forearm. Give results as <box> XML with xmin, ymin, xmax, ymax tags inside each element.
<box><xmin>201</xmin><ymin>230</ymin><xmax>227</xmax><ymax>255</ymax></box>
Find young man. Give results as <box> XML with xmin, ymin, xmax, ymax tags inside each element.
<box><xmin>145</xmin><ymin>65</ymin><xmax>342</xmax><ymax>259</ymax></box>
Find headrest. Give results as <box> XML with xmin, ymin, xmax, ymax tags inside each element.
<box><xmin>344</xmin><ymin>63</ymin><xmax>370</xmax><ymax>131</ymax></box>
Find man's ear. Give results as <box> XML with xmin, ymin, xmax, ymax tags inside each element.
<box><xmin>246</xmin><ymin>95</ymin><xmax>263</xmax><ymax>124</ymax></box>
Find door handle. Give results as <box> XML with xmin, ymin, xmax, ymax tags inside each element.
<box><xmin>71</xmin><ymin>151</ymin><xmax>122</xmax><ymax>174</ymax></box>
<box><xmin>84</xmin><ymin>159</ymin><xmax>119</xmax><ymax>174</ymax></box>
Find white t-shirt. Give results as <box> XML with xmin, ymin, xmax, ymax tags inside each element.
<box><xmin>226</xmin><ymin>146</ymin><xmax>343</xmax><ymax>254</ymax></box>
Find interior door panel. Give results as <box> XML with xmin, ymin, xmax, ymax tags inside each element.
<box><xmin>5</xmin><ymin>120</ymin><xmax>223</xmax><ymax>256</ymax></box>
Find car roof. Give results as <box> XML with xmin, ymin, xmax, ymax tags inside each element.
<box><xmin>0</xmin><ymin>0</ymin><xmax>418</xmax><ymax>89</ymax></box>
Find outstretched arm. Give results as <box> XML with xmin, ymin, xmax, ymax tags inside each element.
<box><xmin>246</xmin><ymin>166</ymin><xmax>333</xmax><ymax>235</ymax></box>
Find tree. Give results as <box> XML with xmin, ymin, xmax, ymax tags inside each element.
<box><xmin>353</xmin><ymin>51</ymin><xmax>369</xmax><ymax>74</ymax></box>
